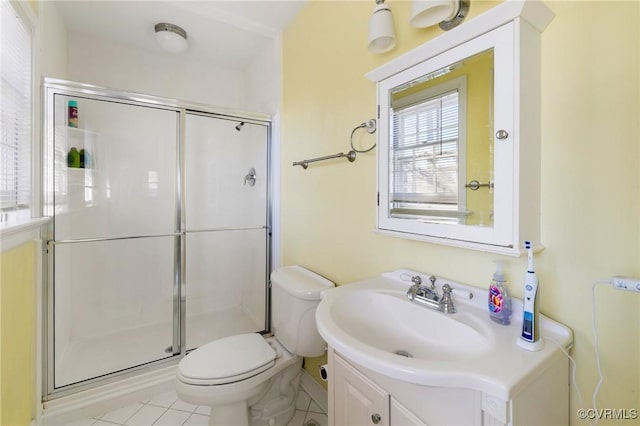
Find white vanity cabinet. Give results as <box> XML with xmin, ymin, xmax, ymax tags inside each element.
<box><xmin>328</xmin><ymin>348</ymin><xmax>569</xmax><ymax>426</ymax></box>
<box><xmin>317</xmin><ymin>271</ymin><xmax>573</xmax><ymax>426</ymax></box>
<box><xmin>333</xmin><ymin>354</ymin><xmax>391</xmax><ymax>426</ymax></box>
<box><xmin>333</xmin><ymin>353</ymin><xmax>429</xmax><ymax>426</ymax></box>
<box><xmin>390</xmin><ymin>399</ymin><xmax>426</xmax><ymax>426</ymax></box>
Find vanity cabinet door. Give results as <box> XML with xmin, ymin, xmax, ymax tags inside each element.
<box><xmin>391</xmin><ymin>398</ymin><xmax>427</xmax><ymax>426</ymax></box>
<box><xmin>334</xmin><ymin>355</ymin><xmax>390</xmax><ymax>426</ymax></box>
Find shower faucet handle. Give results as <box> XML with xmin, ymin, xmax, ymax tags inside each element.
<box><xmin>244</xmin><ymin>168</ymin><xmax>256</xmax><ymax>186</ymax></box>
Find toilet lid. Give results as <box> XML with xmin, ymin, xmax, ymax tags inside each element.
<box><xmin>178</xmin><ymin>333</ymin><xmax>276</xmax><ymax>384</ymax></box>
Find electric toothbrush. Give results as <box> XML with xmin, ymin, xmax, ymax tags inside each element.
<box><xmin>517</xmin><ymin>240</ymin><xmax>544</xmax><ymax>351</ymax></box>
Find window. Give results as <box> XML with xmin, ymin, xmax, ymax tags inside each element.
<box><xmin>1</xmin><ymin>1</ymin><xmax>33</xmax><ymax>223</ymax></box>
<box><xmin>389</xmin><ymin>77</ymin><xmax>466</xmax><ymax>221</ymax></box>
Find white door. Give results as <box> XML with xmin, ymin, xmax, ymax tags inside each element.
<box><xmin>183</xmin><ymin>113</ymin><xmax>270</xmax><ymax>350</ymax></box>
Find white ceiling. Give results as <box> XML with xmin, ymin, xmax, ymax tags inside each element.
<box><xmin>54</xmin><ymin>0</ymin><xmax>308</xmax><ymax>70</ymax></box>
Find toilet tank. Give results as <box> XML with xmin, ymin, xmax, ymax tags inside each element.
<box><xmin>271</xmin><ymin>266</ymin><xmax>334</xmax><ymax>357</ymax></box>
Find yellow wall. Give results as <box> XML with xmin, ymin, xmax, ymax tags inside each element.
<box><xmin>0</xmin><ymin>241</ymin><xmax>37</xmax><ymax>426</ymax></box>
<box><xmin>282</xmin><ymin>0</ymin><xmax>640</xmax><ymax>421</ymax></box>
<box><xmin>28</xmin><ymin>0</ymin><xmax>38</xmax><ymax>14</ymax></box>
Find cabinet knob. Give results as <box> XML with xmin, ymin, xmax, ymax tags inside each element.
<box><xmin>371</xmin><ymin>413</ymin><xmax>382</xmax><ymax>424</ymax></box>
<box><xmin>495</xmin><ymin>129</ymin><xmax>509</xmax><ymax>140</ymax></box>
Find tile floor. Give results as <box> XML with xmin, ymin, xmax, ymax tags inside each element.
<box><xmin>66</xmin><ymin>385</ymin><xmax>327</xmax><ymax>426</ymax></box>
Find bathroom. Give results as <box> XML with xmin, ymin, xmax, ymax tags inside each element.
<box><xmin>0</xmin><ymin>0</ymin><xmax>638</xmax><ymax>425</ymax></box>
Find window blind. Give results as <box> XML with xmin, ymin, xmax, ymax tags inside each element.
<box><xmin>390</xmin><ymin>91</ymin><xmax>459</xmax><ymax>211</ymax></box>
<box><xmin>1</xmin><ymin>1</ymin><xmax>32</xmax><ymax>213</ymax></box>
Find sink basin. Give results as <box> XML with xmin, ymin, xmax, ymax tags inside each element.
<box><xmin>315</xmin><ymin>269</ymin><xmax>573</xmax><ymax>399</ymax></box>
<box><xmin>329</xmin><ymin>290</ymin><xmax>491</xmax><ymax>361</ymax></box>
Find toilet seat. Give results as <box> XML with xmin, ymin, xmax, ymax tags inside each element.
<box><xmin>178</xmin><ymin>333</ymin><xmax>276</xmax><ymax>385</ymax></box>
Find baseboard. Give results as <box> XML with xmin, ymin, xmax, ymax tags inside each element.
<box><xmin>39</xmin><ymin>365</ymin><xmax>177</xmax><ymax>426</ymax></box>
<box><xmin>299</xmin><ymin>369</ymin><xmax>328</xmax><ymax>415</ymax></box>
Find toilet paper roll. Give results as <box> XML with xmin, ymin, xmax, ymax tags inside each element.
<box><xmin>319</xmin><ymin>364</ymin><xmax>329</xmax><ymax>381</ymax></box>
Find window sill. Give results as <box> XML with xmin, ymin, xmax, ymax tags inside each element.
<box><xmin>0</xmin><ymin>217</ymin><xmax>49</xmax><ymax>252</ymax></box>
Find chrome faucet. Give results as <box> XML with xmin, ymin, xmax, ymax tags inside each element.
<box><xmin>407</xmin><ymin>275</ymin><xmax>424</xmax><ymax>299</ymax></box>
<box><xmin>406</xmin><ymin>275</ymin><xmax>456</xmax><ymax>313</ymax></box>
<box><xmin>439</xmin><ymin>284</ymin><xmax>456</xmax><ymax>313</ymax></box>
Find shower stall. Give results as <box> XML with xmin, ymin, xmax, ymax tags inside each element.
<box><xmin>43</xmin><ymin>79</ymin><xmax>271</xmax><ymax>398</ymax></box>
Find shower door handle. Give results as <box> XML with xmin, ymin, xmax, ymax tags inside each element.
<box><xmin>244</xmin><ymin>168</ymin><xmax>256</xmax><ymax>187</ymax></box>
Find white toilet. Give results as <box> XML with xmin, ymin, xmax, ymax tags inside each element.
<box><xmin>175</xmin><ymin>265</ymin><xmax>334</xmax><ymax>426</ymax></box>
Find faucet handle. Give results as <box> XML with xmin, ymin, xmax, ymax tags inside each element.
<box><xmin>451</xmin><ymin>287</ymin><xmax>474</xmax><ymax>300</ymax></box>
<box><xmin>439</xmin><ymin>284</ymin><xmax>456</xmax><ymax>314</ymax></box>
<box><xmin>407</xmin><ymin>275</ymin><xmax>421</xmax><ymax>300</ymax></box>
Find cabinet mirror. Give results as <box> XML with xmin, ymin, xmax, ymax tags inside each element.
<box><xmin>375</xmin><ymin>24</ymin><xmax>516</xmax><ymax>251</ymax></box>
<box><xmin>367</xmin><ymin>2</ymin><xmax>552</xmax><ymax>255</ymax></box>
<box><xmin>387</xmin><ymin>48</ymin><xmax>494</xmax><ymax>227</ymax></box>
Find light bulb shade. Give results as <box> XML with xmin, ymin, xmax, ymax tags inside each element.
<box><xmin>368</xmin><ymin>3</ymin><xmax>396</xmax><ymax>54</ymax></box>
<box><xmin>155</xmin><ymin>23</ymin><xmax>188</xmax><ymax>54</ymax></box>
<box><xmin>410</xmin><ymin>0</ymin><xmax>459</xmax><ymax>28</ymax></box>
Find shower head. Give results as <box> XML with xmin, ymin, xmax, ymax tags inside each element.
<box><xmin>235</xmin><ymin>122</ymin><xmax>245</xmax><ymax>131</ymax></box>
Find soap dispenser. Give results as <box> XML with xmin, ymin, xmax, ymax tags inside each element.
<box><xmin>488</xmin><ymin>260</ymin><xmax>512</xmax><ymax>325</ymax></box>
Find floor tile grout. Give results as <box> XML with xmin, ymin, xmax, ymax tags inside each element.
<box><xmin>75</xmin><ymin>385</ymin><xmax>326</xmax><ymax>426</ymax></box>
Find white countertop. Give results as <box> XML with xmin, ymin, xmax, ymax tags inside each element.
<box><xmin>316</xmin><ymin>269</ymin><xmax>573</xmax><ymax>401</ymax></box>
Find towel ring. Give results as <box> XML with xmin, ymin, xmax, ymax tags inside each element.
<box><xmin>350</xmin><ymin>119</ymin><xmax>377</xmax><ymax>153</ymax></box>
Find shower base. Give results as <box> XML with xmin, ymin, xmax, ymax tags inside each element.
<box><xmin>54</xmin><ymin>306</ymin><xmax>263</xmax><ymax>390</ymax></box>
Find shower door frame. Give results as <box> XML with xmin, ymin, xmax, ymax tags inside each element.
<box><xmin>42</xmin><ymin>78</ymin><xmax>273</xmax><ymax>400</ymax></box>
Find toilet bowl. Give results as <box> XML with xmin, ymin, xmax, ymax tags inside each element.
<box><xmin>175</xmin><ymin>266</ymin><xmax>334</xmax><ymax>426</ymax></box>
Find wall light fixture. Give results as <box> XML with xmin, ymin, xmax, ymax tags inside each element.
<box><xmin>368</xmin><ymin>0</ymin><xmax>396</xmax><ymax>54</ymax></box>
<box><xmin>410</xmin><ymin>0</ymin><xmax>470</xmax><ymax>31</ymax></box>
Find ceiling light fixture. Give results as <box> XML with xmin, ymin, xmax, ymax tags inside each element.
<box><xmin>410</xmin><ymin>0</ymin><xmax>470</xmax><ymax>31</ymax></box>
<box><xmin>154</xmin><ymin>22</ymin><xmax>188</xmax><ymax>54</ymax></box>
<box><xmin>368</xmin><ymin>0</ymin><xmax>396</xmax><ymax>54</ymax></box>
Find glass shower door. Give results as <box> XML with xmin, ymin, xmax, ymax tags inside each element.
<box><xmin>49</xmin><ymin>93</ymin><xmax>180</xmax><ymax>389</ymax></box>
<box><xmin>184</xmin><ymin>113</ymin><xmax>270</xmax><ymax>350</ymax></box>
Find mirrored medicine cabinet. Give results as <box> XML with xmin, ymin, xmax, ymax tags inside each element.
<box><xmin>366</xmin><ymin>0</ymin><xmax>554</xmax><ymax>256</ymax></box>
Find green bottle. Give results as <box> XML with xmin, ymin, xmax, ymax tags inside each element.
<box><xmin>67</xmin><ymin>147</ymin><xmax>80</xmax><ymax>168</ymax></box>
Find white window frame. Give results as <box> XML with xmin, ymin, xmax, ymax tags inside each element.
<box><xmin>0</xmin><ymin>0</ymin><xmax>45</xmax><ymax>249</ymax></box>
